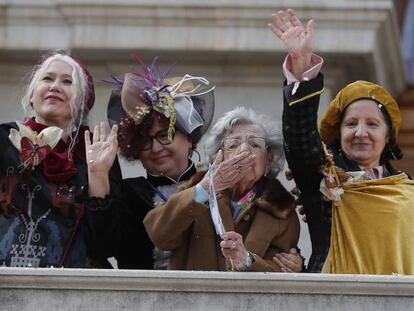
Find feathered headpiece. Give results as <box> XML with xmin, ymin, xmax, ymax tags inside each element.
<box><xmin>107</xmin><ymin>55</ymin><xmax>215</xmax><ymax>143</ymax></box>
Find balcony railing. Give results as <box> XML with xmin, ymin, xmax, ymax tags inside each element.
<box><xmin>1</xmin><ymin>268</ymin><xmax>414</xmax><ymax>310</ymax></box>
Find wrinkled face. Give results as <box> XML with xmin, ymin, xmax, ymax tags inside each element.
<box><xmin>340</xmin><ymin>99</ymin><xmax>388</xmax><ymax>168</ymax></box>
<box><xmin>223</xmin><ymin>124</ymin><xmax>272</xmax><ymax>184</ymax></box>
<box><xmin>137</xmin><ymin>116</ymin><xmax>192</xmax><ymax>179</ymax></box>
<box><xmin>31</xmin><ymin>61</ymin><xmax>73</xmax><ymax>128</ymax></box>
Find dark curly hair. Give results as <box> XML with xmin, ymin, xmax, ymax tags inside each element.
<box><xmin>117</xmin><ymin>111</ymin><xmax>199</xmax><ymax>161</ymax></box>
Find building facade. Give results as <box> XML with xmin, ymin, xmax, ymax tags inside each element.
<box><xmin>0</xmin><ymin>0</ymin><xmax>410</xmax><ymax>264</ymax></box>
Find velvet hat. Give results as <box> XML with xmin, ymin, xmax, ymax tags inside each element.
<box><xmin>320</xmin><ymin>80</ymin><xmax>401</xmax><ymax>145</ymax></box>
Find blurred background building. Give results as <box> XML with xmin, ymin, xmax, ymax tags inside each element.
<box><xmin>2</xmin><ymin>2</ymin><xmax>414</xmax><ymax>309</ymax></box>
<box><xmin>0</xmin><ymin>0</ymin><xmax>413</xmax><ymax>266</ymax></box>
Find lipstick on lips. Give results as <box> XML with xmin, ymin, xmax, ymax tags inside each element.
<box><xmin>45</xmin><ymin>94</ymin><xmax>63</xmax><ymax>102</ymax></box>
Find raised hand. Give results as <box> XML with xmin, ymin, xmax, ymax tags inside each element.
<box><xmin>268</xmin><ymin>9</ymin><xmax>314</xmax><ymax>78</ymax></box>
<box><xmin>85</xmin><ymin>122</ymin><xmax>118</xmax><ymax>197</ymax></box>
<box><xmin>85</xmin><ymin>122</ymin><xmax>118</xmax><ymax>175</ymax></box>
<box><xmin>199</xmin><ymin>150</ymin><xmax>256</xmax><ymax>194</ymax></box>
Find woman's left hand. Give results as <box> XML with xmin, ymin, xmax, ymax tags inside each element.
<box><xmin>85</xmin><ymin>122</ymin><xmax>118</xmax><ymax>175</ymax></box>
<box><xmin>220</xmin><ymin>231</ymin><xmax>251</xmax><ymax>271</ymax></box>
<box><xmin>85</xmin><ymin>122</ymin><xmax>118</xmax><ymax>197</ymax></box>
<box><xmin>272</xmin><ymin>248</ymin><xmax>303</xmax><ymax>272</ymax></box>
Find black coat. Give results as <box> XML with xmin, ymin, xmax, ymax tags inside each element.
<box><xmin>0</xmin><ymin>122</ymin><xmax>121</xmax><ymax>268</ymax></box>
<box><xmin>85</xmin><ymin>161</ymin><xmax>197</xmax><ymax>269</ymax></box>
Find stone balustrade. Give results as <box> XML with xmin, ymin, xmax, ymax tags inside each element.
<box><xmin>1</xmin><ymin>268</ymin><xmax>414</xmax><ymax>310</ymax></box>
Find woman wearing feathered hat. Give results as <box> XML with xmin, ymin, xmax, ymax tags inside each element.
<box><xmin>85</xmin><ymin>57</ymin><xmax>216</xmax><ymax>269</ymax></box>
<box><xmin>269</xmin><ymin>9</ymin><xmax>414</xmax><ymax>274</ymax></box>
<box><xmin>0</xmin><ymin>51</ymin><xmax>121</xmax><ymax>268</ymax></box>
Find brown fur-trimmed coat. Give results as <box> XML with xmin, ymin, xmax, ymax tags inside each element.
<box><xmin>143</xmin><ymin>172</ymin><xmax>299</xmax><ymax>271</ymax></box>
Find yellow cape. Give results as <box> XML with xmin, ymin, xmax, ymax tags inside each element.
<box><xmin>322</xmin><ymin>173</ymin><xmax>414</xmax><ymax>274</ymax></box>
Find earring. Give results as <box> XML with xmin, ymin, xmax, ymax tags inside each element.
<box><xmin>387</xmin><ymin>144</ymin><xmax>399</xmax><ymax>161</ymax></box>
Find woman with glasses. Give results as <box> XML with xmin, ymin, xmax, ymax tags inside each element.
<box><xmin>144</xmin><ymin>107</ymin><xmax>302</xmax><ymax>271</ymax></box>
<box><xmin>85</xmin><ymin>58</ymin><xmax>216</xmax><ymax>269</ymax></box>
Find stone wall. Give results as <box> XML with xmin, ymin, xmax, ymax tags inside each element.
<box><xmin>1</xmin><ymin>268</ymin><xmax>414</xmax><ymax>311</ymax></box>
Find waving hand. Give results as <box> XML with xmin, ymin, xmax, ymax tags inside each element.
<box><xmin>268</xmin><ymin>9</ymin><xmax>315</xmax><ymax>78</ymax></box>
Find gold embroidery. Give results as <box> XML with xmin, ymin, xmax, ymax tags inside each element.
<box><xmin>288</xmin><ymin>88</ymin><xmax>325</xmax><ymax>106</ymax></box>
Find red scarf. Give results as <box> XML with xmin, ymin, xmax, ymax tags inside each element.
<box><xmin>23</xmin><ymin>118</ymin><xmax>88</xmax><ymax>182</ymax></box>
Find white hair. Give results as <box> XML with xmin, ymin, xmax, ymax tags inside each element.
<box><xmin>21</xmin><ymin>52</ymin><xmax>89</xmax><ymax>152</ymax></box>
<box><xmin>204</xmin><ymin>107</ymin><xmax>285</xmax><ymax>176</ymax></box>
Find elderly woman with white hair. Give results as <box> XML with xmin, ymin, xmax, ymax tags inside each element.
<box><xmin>144</xmin><ymin>107</ymin><xmax>301</xmax><ymax>272</ymax></box>
<box><xmin>0</xmin><ymin>51</ymin><xmax>121</xmax><ymax>268</ymax></box>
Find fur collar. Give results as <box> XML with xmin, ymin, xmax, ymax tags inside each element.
<box><xmin>180</xmin><ymin>171</ymin><xmax>296</xmax><ymax>219</ymax></box>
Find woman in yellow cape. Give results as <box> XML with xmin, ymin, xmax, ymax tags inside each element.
<box><xmin>269</xmin><ymin>9</ymin><xmax>414</xmax><ymax>274</ymax></box>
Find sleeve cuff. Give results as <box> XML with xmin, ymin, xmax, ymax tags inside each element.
<box><xmin>85</xmin><ymin>195</ymin><xmax>113</xmax><ymax>211</ymax></box>
<box><xmin>283</xmin><ymin>73</ymin><xmax>324</xmax><ymax>107</ymax></box>
<box><xmin>194</xmin><ymin>183</ymin><xmax>209</xmax><ymax>203</ymax></box>
<box><xmin>283</xmin><ymin>53</ymin><xmax>324</xmax><ymax>95</ymax></box>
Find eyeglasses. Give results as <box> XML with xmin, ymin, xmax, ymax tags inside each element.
<box><xmin>223</xmin><ymin>136</ymin><xmax>267</xmax><ymax>151</ymax></box>
<box><xmin>139</xmin><ymin>129</ymin><xmax>174</xmax><ymax>151</ymax></box>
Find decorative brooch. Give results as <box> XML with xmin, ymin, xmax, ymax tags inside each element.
<box><xmin>9</xmin><ymin>122</ymin><xmax>62</xmax><ymax>170</ymax></box>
